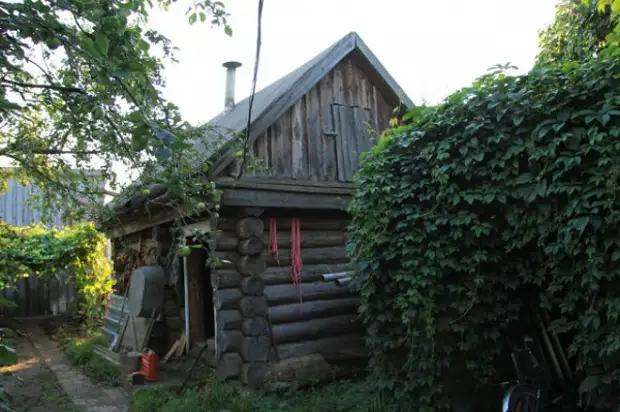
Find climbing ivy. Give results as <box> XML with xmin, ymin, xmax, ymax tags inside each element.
<box><xmin>347</xmin><ymin>54</ymin><xmax>620</xmax><ymax>410</ymax></box>
<box><xmin>0</xmin><ymin>222</ymin><xmax>113</xmax><ymax>320</ymax></box>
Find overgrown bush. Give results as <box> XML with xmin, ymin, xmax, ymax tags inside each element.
<box><xmin>0</xmin><ymin>222</ymin><xmax>113</xmax><ymax>320</ymax></box>
<box><xmin>347</xmin><ymin>55</ymin><xmax>620</xmax><ymax>410</ymax></box>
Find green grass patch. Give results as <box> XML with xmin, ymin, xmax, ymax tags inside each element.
<box><xmin>131</xmin><ymin>375</ymin><xmax>396</xmax><ymax>412</ymax></box>
<box><xmin>61</xmin><ymin>334</ymin><xmax>119</xmax><ymax>387</ymax></box>
<box><xmin>0</xmin><ymin>328</ymin><xmax>18</xmax><ymax>367</ymax></box>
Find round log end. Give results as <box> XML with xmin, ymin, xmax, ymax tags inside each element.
<box><xmin>241</xmin><ymin>336</ymin><xmax>271</xmax><ymax>362</ymax></box>
<box><xmin>215</xmin><ymin>352</ymin><xmax>242</xmax><ymax>381</ymax></box>
<box><xmin>240</xmin><ymin>296</ymin><xmax>269</xmax><ymax>317</ymax></box>
<box><xmin>238</xmin><ymin>236</ymin><xmax>263</xmax><ymax>256</ymax></box>
<box><xmin>216</xmin><ymin>329</ymin><xmax>244</xmax><ymax>353</ymax></box>
<box><xmin>237</xmin><ymin>255</ymin><xmax>267</xmax><ymax>276</ymax></box>
<box><xmin>241</xmin><ymin>362</ymin><xmax>269</xmax><ymax>389</ymax></box>
<box><xmin>241</xmin><ymin>317</ymin><xmax>270</xmax><ymax>337</ymax></box>
<box><xmin>236</xmin><ymin>217</ymin><xmax>264</xmax><ymax>238</ymax></box>
<box><xmin>241</xmin><ymin>275</ymin><xmax>266</xmax><ymax>296</ymax></box>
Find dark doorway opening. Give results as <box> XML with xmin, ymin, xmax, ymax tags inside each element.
<box><xmin>184</xmin><ymin>240</ymin><xmax>215</xmax><ymax>346</ymax></box>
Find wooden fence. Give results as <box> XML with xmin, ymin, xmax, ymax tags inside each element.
<box><xmin>1</xmin><ymin>274</ymin><xmax>77</xmax><ymax>317</ymax></box>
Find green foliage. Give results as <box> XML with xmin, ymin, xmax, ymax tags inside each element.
<box><xmin>538</xmin><ymin>0</ymin><xmax>620</xmax><ymax>65</ymax></box>
<box><xmin>0</xmin><ymin>222</ymin><xmax>113</xmax><ymax>319</ymax></box>
<box><xmin>61</xmin><ymin>334</ymin><xmax>120</xmax><ymax>387</ymax></box>
<box><xmin>0</xmin><ymin>329</ymin><xmax>18</xmax><ymax>368</ymax></box>
<box><xmin>0</xmin><ymin>0</ymin><xmax>232</xmax><ymax>223</ymax></box>
<box><xmin>131</xmin><ymin>378</ymin><xmax>396</xmax><ymax>412</ymax></box>
<box><xmin>347</xmin><ymin>54</ymin><xmax>620</xmax><ymax>410</ymax></box>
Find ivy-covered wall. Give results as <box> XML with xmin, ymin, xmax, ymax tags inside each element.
<box><xmin>347</xmin><ymin>54</ymin><xmax>620</xmax><ymax>410</ymax></box>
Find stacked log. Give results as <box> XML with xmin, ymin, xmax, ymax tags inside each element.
<box><xmin>231</xmin><ymin>209</ymin><xmax>273</xmax><ymax>389</ymax></box>
<box><xmin>210</xmin><ymin>215</ymin><xmax>245</xmax><ymax>381</ymax></box>
<box><xmin>258</xmin><ymin>213</ymin><xmax>367</xmax><ymax>383</ymax></box>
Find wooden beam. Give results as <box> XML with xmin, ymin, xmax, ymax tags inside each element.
<box><xmin>182</xmin><ymin>220</ymin><xmax>212</xmax><ymax>237</ymax></box>
<box><xmin>216</xmin><ymin>178</ymin><xmax>355</xmax><ymax>196</ymax></box>
<box><xmin>217</xmin><ymin>177</ymin><xmax>354</xmax><ymax>190</ymax></box>
<box><xmin>103</xmin><ymin>208</ymin><xmax>185</xmax><ymax>239</ymax></box>
<box><xmin>221</xmin><ymin>189</ymin><xmax>350</xmax><ymax>211</ymax></box>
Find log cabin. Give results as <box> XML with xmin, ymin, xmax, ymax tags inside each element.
<box><xmin>101</xmin><ymin>31</ymin><xmax>413</xmax><ymax>388</ymax></box>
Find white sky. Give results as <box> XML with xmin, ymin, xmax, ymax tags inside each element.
<box><xmin>148</xmin><ymin>0</ymin><xmax>559</xmax><ymax>125</ymax></box>
<box><xmin>1</xmin><ymin>0</ymin><xmax>560</xmax><ymax>193</ymax></box>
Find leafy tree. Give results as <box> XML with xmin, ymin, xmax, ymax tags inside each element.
<box><xmin>537</xmin><ymin>0</ymin><xmax>619</xmax><ymax>64</ymax></box>
<box><xmin>0</xmin><ymin>0</ymin><xmax>232</xmax><ymax>222</ymax></box>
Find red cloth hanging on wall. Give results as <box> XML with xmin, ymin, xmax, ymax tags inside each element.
<box><xmin>290</xmin><ymin>217</ymin><xmax>303</xmax><ymax>303</ymax></box>
<box><xmin>268</xmin><ymin>217</ymin><xmax>279</xmax><ymax>264</ymax></box>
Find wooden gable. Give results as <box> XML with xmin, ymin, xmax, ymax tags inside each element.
<box><xmin>223</xmin><ymin>56</ymin><xmax>396</xmax><ymax>182</ymax></box>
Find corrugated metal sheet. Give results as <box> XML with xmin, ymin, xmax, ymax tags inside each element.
<box><xmin>0</xmin><ymin>178</ymin><xmax>65</xmax><ymax>227</ymax></box>
<box><xmin>102</xmin><ymin>294</ymin><xmax>127</xmax><ymax>346</ymax></box>
<box><xmin>0</xmin><ymin>174</ymin><xmax>107</xmax><ymax>317</ymax></box>
<box><xmin>101</xmin><ymin>294</ymin><xmax>150</xmax><ymax>352</ymax></box>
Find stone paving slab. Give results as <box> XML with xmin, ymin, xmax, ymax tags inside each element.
<box><xmin>23</xmin><ymin>323</ymin><xmax>130</xmax><ymax>412</ymax></box>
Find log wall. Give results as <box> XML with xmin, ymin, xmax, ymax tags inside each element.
<box><xmin>213</xmin><ymin>209</ymin><xmax>365</xmax><ymax>386</ymax></box>
<box><xmin>210</xmin><ymin>209</ymin><xmax>272</xmax><ymax>384</ymax></box>
<box><xmin>258</xmin><ymin>212</ymin><xmax>365</xmax><ymax>367</ymax></box>
<box><xmin>200</xmin><ymin>208</ymin><xmax>366</xmax><ymax>387</ymax></box>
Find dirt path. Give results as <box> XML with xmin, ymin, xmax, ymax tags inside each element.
<box><xmin>0</xmin><ymin>326</ymin><xmax>78</xmax><ymax>412</ymax></box>
<box><xmin>0</xmin><ymin>321</ymin><xmax>129</xmax><ymax>412</ymax></box>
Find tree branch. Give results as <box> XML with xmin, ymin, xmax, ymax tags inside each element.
<box><xmin>1</xmin><ymin>79</ymin><xmax>84</xmax><ymax>94</ymax></box>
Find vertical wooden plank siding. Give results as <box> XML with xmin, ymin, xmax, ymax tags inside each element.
<box><xmin>234</xmin><ymin>55</ymin><xmax>395</xmax><ymax>182</ymax></box>
<box><xmin>353</xmin><ymin>107</ymin><xmax>372</xmax><ymax>156</ymax></box>
<box><xmin>306</xmin><ymin>87</ymin><xmax>322</xmax><ymax>181</ymax></box>
<box><xmin>318</xmin><ymin>73</ymin><xmax>338</xmax><ymax>181</ymax></box>
<box><xmin>291</xmin><ymin>100</ymin><xmax>306</xmax><ymax>178</ymax></box>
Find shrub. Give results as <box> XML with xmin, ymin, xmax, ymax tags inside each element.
<box><xmin>347</xmin><ymin>56</ymin><xmax>620</xmax><ymax>410</ymax></box>
<box><xmin>0</xmin><ymin>222</ymin><xmax>113</xmax><ymax>320</ymax></box>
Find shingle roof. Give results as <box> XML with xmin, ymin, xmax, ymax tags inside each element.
<box><xmin>198</xmin><ymin>31</ymin><xmax>414</xmax><ymax>175</ymax></box>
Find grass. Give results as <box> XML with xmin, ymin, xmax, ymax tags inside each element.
<box><xmin>41</xmin><ymin>315</ymin><xmax>120</xmax><ymax>387</ymax></box>
<box><xmin>31</xmin><ymin>369</ymin><xmax>80</xmax><ymax>412</ymax></box>
<box><xmin>131</xmin><ymin>370</ymin><xmax>397</xmax><ymax>412</ymax></box>
<box><xmin>0</xmin><ymin>328</ymin><xmax>18</xmax><ymax>367</ymax></box>
<box><xmin>0</xmin><ymin>324</ymin><xmax>79</xmax><ymax>412</ymax></box>
<box><xmin>61</xmin><ymin>333</ymin><xmax>120</xmax><ymax>387</ymax></box>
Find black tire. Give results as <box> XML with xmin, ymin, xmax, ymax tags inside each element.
<box><xmin>502</xmin><ymin>384</ymin><xmax>540</xmax><ymax>412</ymax></box>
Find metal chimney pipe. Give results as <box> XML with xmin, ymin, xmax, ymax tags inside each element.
<box><xmin>222</xmin><ymin>61</ymin><xmax>242</xmax><ymax>110</ymax></box>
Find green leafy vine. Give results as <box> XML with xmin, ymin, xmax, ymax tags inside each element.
<box><xmin>348</xmin><ymin>52</ymin><xmax>620</xmax><ymax>410</ymax></box>
<box><xmin>0</xmin><ymin>222</ymin><xmax>113</xmax><ymax>321</ymax></box>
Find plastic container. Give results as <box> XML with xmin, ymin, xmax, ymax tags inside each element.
<box><xmin>127</xmin><ymin>266</ymin><xmax>165</xmax><ymax>318</ymax></box>
<box><xmin>140</xmin><ymin>349</ymin><xmax>158</xmax><ymax>382</ymax></box>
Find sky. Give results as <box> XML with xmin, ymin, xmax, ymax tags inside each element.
<box><xmin>148</xmin><ymin>0</ymin><xmax>560</xmax><ymax>126</ymax></box>
<box><xmin>1</xmin><ymin>0</ymin><xmax>561</xmax><ymax>195</ymax></box>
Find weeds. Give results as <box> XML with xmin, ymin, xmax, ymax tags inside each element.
<box><xmin>61</xmin><ymin>334</ymin><xmax>119</xmax><ymax>387</ymax></box>
<box><xmin>131</xmin><ymin>374</ymin><xmax>396</xmax><ymax>412</ymax></box>
<box><xmin>0</xmin><ymin>329</ymin><xmax>18</xmax><ymax>367</ymax></box>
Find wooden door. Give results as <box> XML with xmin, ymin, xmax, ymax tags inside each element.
<box><xmin>331</xmin><ymin>104</ymin><xmax>374</xmax><ymax>182</ymax></box>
